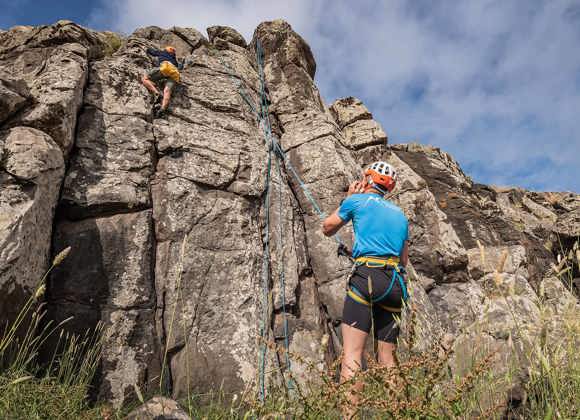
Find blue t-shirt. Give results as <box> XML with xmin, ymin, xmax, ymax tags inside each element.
<box><xmin>338</xmin><ymin>193</ymin><xmax>409</xmax><ymax>259</ymax></box>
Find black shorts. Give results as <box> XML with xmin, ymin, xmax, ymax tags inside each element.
<box><xmin>146</xmin><ymin>68</ymin><xmax>175</xmax><ymax>91</ymax></box>
<box><xmin>342</xmin><ymin>264</ymin><xmax>406</xmax><ymax>343</ymax></box>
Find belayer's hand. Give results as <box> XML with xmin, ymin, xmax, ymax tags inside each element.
<box><xmin>347</xmin><ymin>181</ymin><xmax>364</xmax><ymax>196</ymax></box>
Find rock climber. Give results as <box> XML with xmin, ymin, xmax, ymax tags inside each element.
<box><xmin>141</xmin><ymin>46</ymin><xmax>181</xmax><ymax>118</ymax></box>
<box><xmin>321</xmin><ymin>161</ymin><xmax>409</xmax><ymax>412</ymax></box>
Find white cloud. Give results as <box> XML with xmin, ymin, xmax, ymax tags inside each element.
<box><xmin>91</xmin><ymin>0</ymin><xmax>580</xmax><ymax>192</ymax></box>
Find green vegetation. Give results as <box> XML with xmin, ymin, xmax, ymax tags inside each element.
<box><xmin>102</xmin><ymin>32</ymin><xmax>123</xmax><ymax>57</ymax></box>
<box><xmin>1</xmin><ymin>242</ymin><xmax>578</xmax><ymax>419</ymax></box>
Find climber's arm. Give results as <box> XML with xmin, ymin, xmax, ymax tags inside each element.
<box><xmin>322</xmin><ymin>209</ymin><xmax>346</xmax><ymax>237</ymax></box>
<box><xmin>146</xmin><ymin>48</ymin><xmax>161</xmax><ymax>57</ymax></box>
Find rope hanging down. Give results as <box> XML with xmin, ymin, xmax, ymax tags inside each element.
<box><xmin>213</xmin><ymin>40</ymin><xmax>351</xmax><ymax>401</ymax></box>
<box><xmin>255</xmin><ymin>39</ymin><xmax>293</xmax><ymax>400</ymax></box>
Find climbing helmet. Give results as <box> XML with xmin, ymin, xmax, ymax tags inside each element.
<box><xmin>165</xmin><ymin>46</ymin><xmax>176</xmax><ymax>55</ymax></box>
<box><xmin>365</xmin><ymin>161</ymin><xmax>397</xmax><ymax>192</ymax></box>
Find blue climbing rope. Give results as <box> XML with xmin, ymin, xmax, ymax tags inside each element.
<box><xmin>213</xmin><ymin>39</ymin><xmax>351</xmax><ymax>401</ymax></box>
<box><xmin>258</xmin><ymin>134</ymin><xmax>273</xmax><ymax>402</ymax></box>
<box><xmin>209</xmin><ymin>46</ymin><xmax>260</xmax><ymax>118</ymax></box>
<box><xmin>256</xmin><ymin>40</ymin><xmax>293</xmax><ymax>394</ymax></box>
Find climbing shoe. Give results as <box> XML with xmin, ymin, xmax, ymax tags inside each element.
<box><xmin>154</xmin><ymin>108</ymin><xmax>167</xmax><ymax>119</ymax></box>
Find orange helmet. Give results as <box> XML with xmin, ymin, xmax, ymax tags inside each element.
<box><xmin>364</xmin><ymin>161</ymin><xmax>397</xmax><ymax>193</ymax></box>
<box><xmin>165</xmin><ymin>46</ymin><xmax>176</xmax><ymax>55</ymax></box>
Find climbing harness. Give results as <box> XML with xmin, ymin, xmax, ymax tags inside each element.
<box><xmin>213</xmin><ymin>39</ymin><xmax>353</xmax><ymax>401</ymax></box>
<box><xmin>346</xmin><ymin>256</ymin><xmax>408</xmax><ymax>313</ymax></box>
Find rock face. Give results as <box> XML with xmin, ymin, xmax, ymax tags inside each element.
<box><xmin>1</xmin><ymin>19</ymin><xmax>578</xmax><ymax>409</ymax></box>
<box><xmin>329</xmin><ymin>96</ymin><xmax>387</xmax><ymax>149</ymax></box>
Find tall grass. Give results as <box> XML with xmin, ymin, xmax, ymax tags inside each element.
<box><xmin>519</xmin><ymin>238</ymin><xmax>580</xmax><ymax>419</ymax></box>
<box><xmin>0</xmin><ymin>247</ymin><xmax>105</xmax><ymax>419</ymax></box>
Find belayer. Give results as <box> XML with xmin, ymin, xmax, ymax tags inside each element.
<box><xmin>141</xmin><ymin>46</ymin><xmax>181</xmax><ymax>118</ymax></box>
<box><xmin>322</xmin><ymin>161</ymin><xmax>409</xmax><ymax>414</ymax></box>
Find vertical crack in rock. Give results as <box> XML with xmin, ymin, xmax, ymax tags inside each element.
<box><xmin>250</xmin><ymin>20</ymin><xmax>361</xmax><ymax>386</ymax></box>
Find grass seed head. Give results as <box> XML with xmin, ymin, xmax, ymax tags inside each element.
<box><xmin>52</xmin><ymin>246</ymin><xmax>71</xmax><ymax>266</ymax></box>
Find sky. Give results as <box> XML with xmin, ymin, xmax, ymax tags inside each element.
<box><xmin>2</xmin><ymin>0</ymin><xmax>579</xmax><ymax>192</ymax></box>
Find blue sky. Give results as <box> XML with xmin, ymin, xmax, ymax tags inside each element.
<box><xmin>2</xmin><ymin>0</ymin><xmax>579</xmax><ymax>192</ymax></box>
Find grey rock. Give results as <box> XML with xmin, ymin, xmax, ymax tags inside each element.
<box><xmin>47</xmin><ymin>211</ymin><xmax>160</xmax><ymax>407</ymax></box>
<box><xmin>207</xmin><ymin>25</ymin><xmax>247</xmax><ymax>48</ymax></box>
<box><xmin>329</xmin><ymin>97</ymin><xmax>387</xmax><ymax>150</ymax></box>
<box><xmin>478</xmin><ymin>272</ymin><xmax>537</xmax><ymax>301</ymax></box>
<box><xmin>466</xmin><ymin>244</ymin><xmax>527</xmax><ymax>279</ymax></box>
<box><xmin>132</xmin><ymin>26</ymin><xmax>202</xmax><ymax>57</ymax></box>
<box><xmin>60</xmin><ymin>107</ymin><xmax>155</xmax><ymax>218</ymax></box>
<box><xmin>0</xmin><ymin>21</ymin><xmax>107</xmax><ymax>153</ymax></box>
<box><xmin>540</xmin><ymin>276</ymin><xmax>578</xmax><ymax>315</ymax></box>
<box><xmin>398</xmin><ymin>264</ymin><xmax>444</xmax><ymax>355</ymax></box>
<box><xmin>329</xmin><ymin>97</ymin><xmax>372</xmax><ymax>128</ymax></box>
<box><xmin>0</xmin><ymin>127</ymin><xmax>64</xmax><ymax>328</ymax></box>
<box><xmin>0</xmin><ymin>78</ymin><xmax>29</xmax><ymax>125</ymax></box>
<box><xmin>428</xmin><ymin>281</ymin><xmax>485</xmax><ymax>334</ymax></box>
<box><xmin>126</xmin><ymin>396</ymin><xmax>190</xmax><ymax>420</ymax></box>
<box><xmin>342</xmin><ymin>118</ymin><xmax>387</xmax><ymax>150</ymax></box>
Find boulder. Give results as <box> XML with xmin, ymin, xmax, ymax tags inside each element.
<box><xmin>329</xmin><ymin>97</ymin><xmax>372</xmax><ymax>128</ymax></box>
<box><xmin>0</xmin><ymin>78</ymin><xmax>29</xmax><ymax>125</ymax></box>
<box><xmin>466</xmin><ymin>245</ymin><xmax>527</xmax><ymax>279</ymax></box>
<box><xmin>0</xmin><ymin>21</ymin><xmax>107</xmax><ymax>153</ymax></box>
<box><xmin>428</xmin><ymin>281</ymin><xmax>485</xmax><ymax>334</ymax></box>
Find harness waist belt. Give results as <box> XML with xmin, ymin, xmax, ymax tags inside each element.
<box><xmin>355</xmin><ymin>256</ymin><xmax>400</xmax><ymax>268</ymax></box>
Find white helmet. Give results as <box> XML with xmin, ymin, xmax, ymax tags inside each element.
<box><xmin>365</xmin><ymin>161</ymin><xmax>397</xmax><ymax>192</ymax></box>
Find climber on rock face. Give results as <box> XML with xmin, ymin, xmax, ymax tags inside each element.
<box><xmin>321</xmin><ymin>161</ymin><xmax>409</xmax><ymax>412</ymax></box>
<box><xmin>141</xmin><ymin>45</ymin><xmax>180</xmax><ymax>118</ymax></box>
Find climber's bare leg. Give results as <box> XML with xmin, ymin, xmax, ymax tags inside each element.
<box><xmin>377</xmin><ymin>341</ymin><xmax>396</xmax><ymax>367</ymax></box>
<box><xmin>341</xmin><ymin>323</ymin><xmax>367</xmax><ymax>419</ymax></box>
<box><xmin>161</xmin><ymin>84</ymin><xmax>172</xmax><ymax>111</ymax></box>
<box><xmin>142</xmin><ymin>75</ymin><xmax>160</xmax><ymax>95</ymax></box>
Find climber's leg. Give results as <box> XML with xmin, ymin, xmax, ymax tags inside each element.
<box><xmin>377</xmin><ymin>341</ymin><xmax>396</xmax><ymax>367</ymax></box>
<box><xmin>340</xmin><ymin>322</ymin><xmax>367</xmax><ymax>418</ymax></box>
<box><xmin>375</xmin><ymin>306</ymin><xmax>398</xmax><ymax>367</ymax></box>
<box><xmin>142</xmin><ymin>75</ymin><xmax>160</xmax><ymax>96</ymax></box>
<box><xmin>160</xmin><ymin>79</ymin><xmax>175</xmax><ymax>111</ymax></box>
<box><xmin>143</xmin><ymin>69</ymin><xmax>165</xmax><ymax>102</ymax></box>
